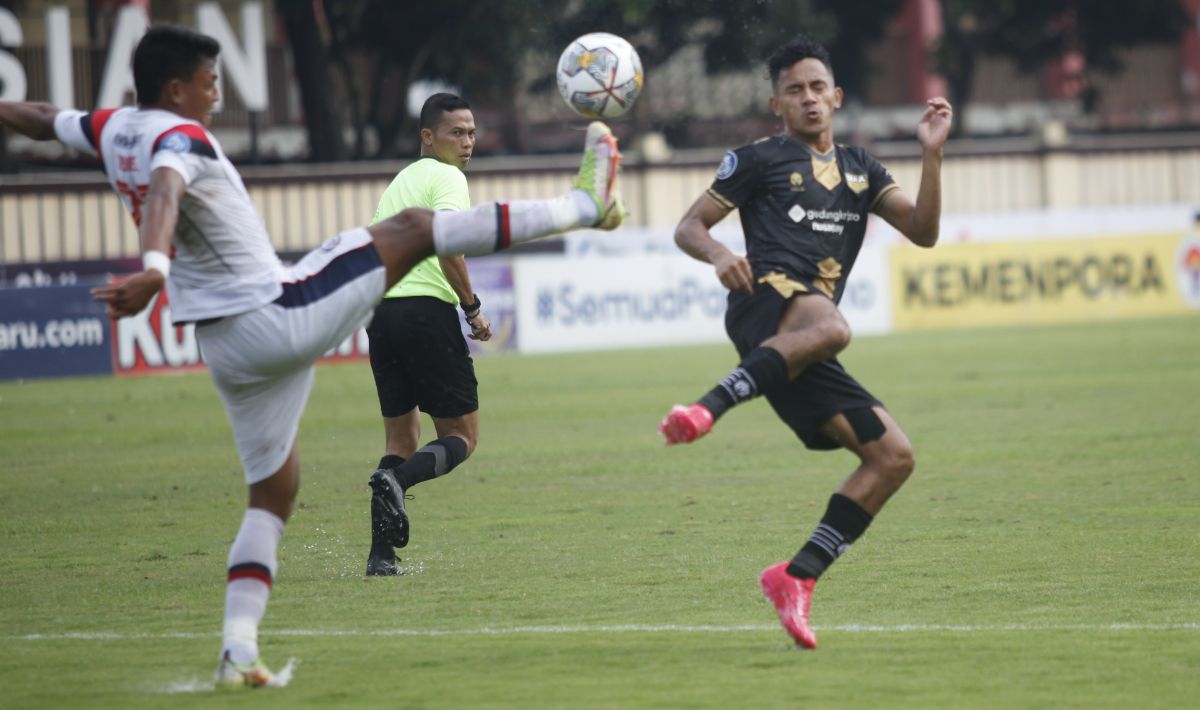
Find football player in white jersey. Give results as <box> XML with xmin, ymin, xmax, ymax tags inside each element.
<box><xmin>0</xmin><ymin>24</ymin><xmax>625</xmax><ymax>688</ymax></box>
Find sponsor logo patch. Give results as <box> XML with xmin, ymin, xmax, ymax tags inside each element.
<box><xmin>716</xmin><ymin>151</ymin><xmax>738</xmax><ymax>180</ymax></box>
<box><xmin>788</xmin><ymin>205</ymin><xmax>807</xmax><ymax>223</ymax></box>
<box><xmin>846</xmin><ymin>172</ymin><xmax>869</xmax><ymax>194</ymax></box>
<box><xmin>160</xmin><ymin>132</ymin><xmax>191</xmax><ymax>154</ymax></box>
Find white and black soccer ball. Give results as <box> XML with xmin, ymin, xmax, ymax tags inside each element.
<box><xmin>556</xmin><ymin>32</ymin><xmax>644</xmax><ymax>119</ymax></box>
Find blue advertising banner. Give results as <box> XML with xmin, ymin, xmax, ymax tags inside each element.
<box><xmin>0</xmin><ymin>258</ymin><xmax>515</xmax><ymax>381</ymax></box>
<box><xmin>0</xmin><ymin>285</ymin><xmax>113</xmax><ymax>380</ymax></box>
<box><xmin>0</xmin><ymin>257</ymin><xmax>140</xmax><ymax>288</ymax></box>
<box><xmin>460</xmin><ymin>258</ymin><xmax>516</xmax><ymax>355</ymax></box>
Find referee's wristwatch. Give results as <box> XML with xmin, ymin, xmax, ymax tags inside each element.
<box><xmin>460</xmin><ymin>294</ymin><xmax>482</xmax><ymax>322</ymax></box>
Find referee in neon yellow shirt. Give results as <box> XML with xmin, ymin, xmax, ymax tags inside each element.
<box><xmin>365</xmin><ymin>93</ymin><xmax>492</xmax><ymax>576</ymax></box>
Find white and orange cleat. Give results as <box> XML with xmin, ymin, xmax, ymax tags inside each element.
<box><xmin>759</xmin><ymin>561</ymin><xmax>818</xmax><ymax>649</ymax></box>
<box><xmin>658</xmin><ymin>403</ymin><xmax>714</xmax><ymax>445</ymax></box>
<box><xmin>215</xmin><ymin>651</ymin><xmax>277</xmax><ymax>689</ymax></box>
<box><xmin>573</xmin><ymin>121</ymin><xmax>625</xmax><ymax>230</ymax></box>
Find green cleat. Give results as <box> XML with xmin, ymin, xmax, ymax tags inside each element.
<box><xmin>573</xmin><ymin>121</ymin><xmax>625</xmax><ymax>230</ymax></box>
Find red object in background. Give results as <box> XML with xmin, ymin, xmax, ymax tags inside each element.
<box><xmin>109</xmin><ymin>286</ymin><xmax>206</xmax><ymax>376</ymax></box>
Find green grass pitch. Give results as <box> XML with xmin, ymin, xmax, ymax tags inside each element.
<box><xmin>2</xmin><ymin>315</ymin><xmax>1198</xmax><ymax>708</ymax></box>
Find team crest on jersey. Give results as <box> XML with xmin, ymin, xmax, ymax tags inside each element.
<box><xmin>716</xmin><ymin>151</ymin><xmax>738</xmax><ymax>180</ymax></box>
<box><xmin>846</xmin><ymin>172</ymin><xmax>869</xmax><ymax>194</ymax></box>
<box><xmin>789</xmin><ymin>171</ymin><xmax>804</xmax><ymax>191</ymax></box>
<box><xmin>160</xmin><ymin>132</ymin><xmax>192</xmax><ymax>154</ymax></box>
<box><xmin>320</xmin><ymin>234</ymin><xmax>343</xmax><ymax>252</ymax></box>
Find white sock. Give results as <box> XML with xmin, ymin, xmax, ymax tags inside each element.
<box><xmin>221</xmin><ymin>508</ymin><xmax>284</xmax><ymax>664</ymax></box>
<box><xmin>432</xmin><ymin>191</ymin><xmax>597</xmax><ymax>257</ymax></box>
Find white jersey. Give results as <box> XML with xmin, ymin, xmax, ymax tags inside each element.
<box><xmin>54</xmin><ymin>107</ymin><xmax>285</xmax><ymax>323</ymax></box>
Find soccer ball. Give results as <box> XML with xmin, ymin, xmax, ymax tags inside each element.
<box><xmin>556</xmin><ymin>32</ymin><xmax>643</xmax><ymax>119</ymax></box>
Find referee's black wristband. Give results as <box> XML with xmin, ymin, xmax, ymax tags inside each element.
<box><xmin>460</xmin><ymin>294</ymin><xmax>482</xmax><ymax>318</ymax></box>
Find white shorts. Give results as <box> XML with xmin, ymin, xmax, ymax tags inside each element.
<box><xmin>196</xmin><ymin>227</ymin><xmax>387</xmax><ymax>483</ymax></box>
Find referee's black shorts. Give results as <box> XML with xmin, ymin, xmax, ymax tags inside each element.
<box><xmin>367</xmin><ymin>296</ymin><xmax>479</xmax><ymax>419</ymax></box>
<box><xmin>725</xmin><ymin>280</ymin><xmax>881</xmax><ymax>451</ymax></box>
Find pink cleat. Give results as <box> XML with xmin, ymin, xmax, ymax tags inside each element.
<box><xmin>759</xmin><ymin>561</ymin><xmax>818</xmax><ymax>649</ymax></box>
<box><xmin>658</xmin><ymin>404</ymin><xmax>714</xmax><ymax>445</ymax></box>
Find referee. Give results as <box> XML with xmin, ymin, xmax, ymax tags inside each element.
<box><xmin>364</xmin><ymin>93</ymin><xmax>492</xmax><ymax>576</ymax></box>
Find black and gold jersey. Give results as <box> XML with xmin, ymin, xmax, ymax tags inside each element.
<box><xmin>707</xmin><ymin>134</ymin><xmax>898</xmax><ymax>303</ymax></box>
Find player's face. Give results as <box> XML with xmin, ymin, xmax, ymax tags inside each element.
<box><xmin>174</xmin><ymin>59</ymin><xmax>220</xmax><ymax>127</ymax></box>
<box><xmin>424</xmin><ymin>109</ymin><xmax>477</xmax><ymax>169</ymax></box>
<box><xmin>770</xmin><ymin>58</ymin><xmax>843</xmax><ymax>145</ymax></box>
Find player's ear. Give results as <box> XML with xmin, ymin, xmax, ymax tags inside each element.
<box><xmin>833</xmin><ymin>86</ymin><xmax>844</xmax><ymax>110</ymax></box>
<box><xmin>420</xmin><ymin>128</ymin><xmax>433</xmax><ymax>146</ymax></box>
<box><xmin>163</xmin><ymin>78</ymin><xmax>184</xmax><ymax>107</ymax></box>
<box><xmin>769</xmin><ymin>95</ymin><xmax>780</xmax><ymax>117</ymax></box>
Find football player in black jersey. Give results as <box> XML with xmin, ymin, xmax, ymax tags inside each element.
<box><xmin>658</xmin><ymin>35</ymin><xmax>952</xmax><ymax>648</ymax></box>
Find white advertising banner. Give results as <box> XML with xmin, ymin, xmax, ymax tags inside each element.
<box><xmin>514</xmin><ymin>255</ymin><xmax>727</xmax><ymax>353</ymax></box>
<box><xmin>513</xmin><ymin>250</ymin><xmax>893</xmax><ymax>354</ymax></box>
<box><xmin>840</xmin><ymin>245</ymin><xmax>892</xmax><ymax>336</ymax></box>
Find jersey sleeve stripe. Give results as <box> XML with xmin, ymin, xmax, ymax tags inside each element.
<box><xmin>705</xmin><ymin>187</ymin><xmax>736</xmax><ymax>210</ymax></box>
<box><xmin>151</xmin><ymin>124</ymin><xmax>218</xmax><ymax>159</ymax></box>
<box><xmin>82</xmin><ymin>108</ymin><xmax>118</xmax><ymax>159</ymax></box>
<box><xmin>868</xmin><ymin>183</ymin><xmax>900</xmax><ymax>212</ymax></box>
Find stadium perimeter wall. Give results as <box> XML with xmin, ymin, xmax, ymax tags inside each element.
<box><xmin>3</xmin><ymin>205</ymin><xmax>1197</xmax><ymax>381</ymax></box>
<box><xmin>2</xmin><ymin>138</ymin><xmax>1200</xmax><ymax>263</ymax></box>
<box><xmin>2</xmin><ymin>141</ymin><xmax>1199</xmax><ymax>380</ymax></box>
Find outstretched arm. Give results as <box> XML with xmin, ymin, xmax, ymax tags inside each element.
<box><xmin>90</xmin><ymin>167</ymin><xmax>185</xmax><ymax>318</ymax></box>
<box><xmin>0</xmin><ymin>101</ymin><xmax>60</xmax><ymax>141</ymax></box>
<box><xmin>875</xmin><ymin>97</ymin><xmax>953</xmax><ymax>248</ymax></box>
<box><xmin>675</xmin><ymin>192</ymin><xmax>754</xmax><ymax>294</ymax></box>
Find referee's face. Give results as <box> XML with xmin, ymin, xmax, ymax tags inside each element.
<box><xmin>770</xmin><ymin>58</ymin><xmax>843</xmax><ymax>146</ymax></box>
<box><xmin>424</xmin><ymin>109</ymin><xmax>477</xmax><ymax>169</ymax></box>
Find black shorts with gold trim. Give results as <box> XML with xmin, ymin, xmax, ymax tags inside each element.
<box><xmin>725</xmin><ymin>277</ymin><xmax>881</xmax><ymax>450</ymax></box>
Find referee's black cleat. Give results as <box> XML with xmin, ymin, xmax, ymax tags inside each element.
<box><xmin>368</xmin><ymin>467</ymin><xmax>411</xmax><ymax>549</ymax></box>
<box><xmin>365</xmin><ymin>531</ymin><xmax>403</xmax><ymax>577</ymax></box>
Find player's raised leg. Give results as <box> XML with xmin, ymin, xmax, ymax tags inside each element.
<box><xmin>367</xmin><ymin>121</ymin><xmax>623</xmax><ymax>286</ymax></box>
<box><xmin>430</xmin><ymin>120</ymin><xmax>625</xmax><ymax>254</ymax></box>
<box><xmin>660</xmin><ymin>294</ymin><xmax>849</xmax><ymax>445</ymax></box>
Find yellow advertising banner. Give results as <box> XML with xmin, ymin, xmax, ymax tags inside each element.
<box><xmin>890</xmin><ymin>232</ymin><xmax>1200</xmax><ymax>331</ymax></box>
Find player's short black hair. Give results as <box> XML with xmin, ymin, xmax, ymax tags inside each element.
<box><xmin>132</xmin><ymin>25</ymin><xmax>220</xmax><ymax>106</ymax></box>
<box><xmin>767</xmin><ymin>35</ymin><xmax>834</xmax><ymax>87</ymax></box>
<box><xmin>419</xmin><ymin>93</ymin><xmax>471</xmax><ymax>131</ymax></box>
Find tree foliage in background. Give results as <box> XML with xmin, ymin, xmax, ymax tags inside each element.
<box><xmin>537</xmin><ymin>0</ymin><xmax>903</xmax><ymax>145</ymax></box>
<box><xmin>274</xmin><ymin>0</ymin><xmax>538</xmax><ymax>160</ymax></box>
<box><xmin>276</xmin><ymin>0</ymin><xmax>905</xmax><ymax>160</ymax></box>
<box><xmin>935</xmin><ymin>0</ymin><xmax>1189</xmax><ymax>133</ymax></box>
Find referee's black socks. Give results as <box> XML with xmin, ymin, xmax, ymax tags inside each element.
<box><xmin>787</xmin><ymin>494</ymin><xmax>873</xmax><ymax>579</ymax></box>
<box><xmin>377</xmin><ymin>455</ymin><xmax>405</xmax><ymax>471</ymax></box>
<box><xmin>697</xmin><ymin>346</ymin><xmax>790</xmax><ymax>420</ymax></box>
<box><xmin>394</xmin><ymin>436</ymin><xmax>469</xmax><ymax>491</ymax></box>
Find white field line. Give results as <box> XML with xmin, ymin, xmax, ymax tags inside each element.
<box><xmin>11</xmin><ymin>622</ymin><xmax>1200</xmax><ymax>642</ymax></box>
